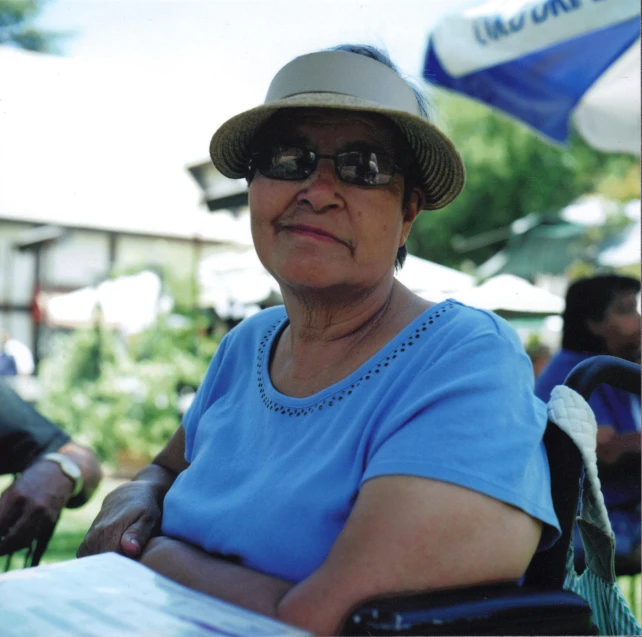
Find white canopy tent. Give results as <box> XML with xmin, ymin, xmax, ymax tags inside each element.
<box><xmin>198</xmin><ymin>248</ymin><xmax>476</xmax><ymax>319</ymax></box>
<box><xmin>44</xmin><ymin>271</ymin><xmax>164</xmax><ymax>333</ymax></box>
<box><xmin>395</xmin><ymin>254</ymin><xmax>475</xmax><ymax>300</ymax></box>
<box><xmin>451</xmin><ymin>274</ymin><xmax>565</xmax><ymax>315</ymax></box>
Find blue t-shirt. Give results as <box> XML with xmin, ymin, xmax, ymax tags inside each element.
<box><xmin>535</xmin><ymin>349</ymin><xmax>641</xmax><ymax>508</ymax></box>
<box><xmin>162</xmin><ymin>300</ymin><xmax>560</xmax><ymax>584</ymax></box>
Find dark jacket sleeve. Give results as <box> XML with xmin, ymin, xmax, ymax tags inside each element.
<box><xmin>0</xmin><ymin>379</ymin><xmax>71</xmax><ymax>474</ymax></box>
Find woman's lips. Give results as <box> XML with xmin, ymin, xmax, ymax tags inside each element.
<box><xmin>286</xmin><ymin>224</ymin><xmax>344</xmax><ymax>244</ymax></box>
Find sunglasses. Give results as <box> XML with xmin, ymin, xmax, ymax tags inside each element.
<box><xmin>248</xmin><ymin>146</ymin><xmax>403</xmax><ymax>187</ymax></box>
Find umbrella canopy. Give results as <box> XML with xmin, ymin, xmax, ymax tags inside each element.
<box><xmin>475</xmin><ymin>196</ymin><xmax>641</xmax><ymax>279</ymax></box>
<box><xmin>452</xmin><ymin>274</ymin><xmax>564</xmax><ymax>315</ymax></box>
<box><xmin>424</xmin><ymin>0</ymin><xmax>641</xmax><ymax>154</ymax></box>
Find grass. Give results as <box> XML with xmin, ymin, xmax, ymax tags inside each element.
<box><xmin>1</xmin><ymin>476</ymin><xmax>640</xmax><ymax>624</ymax></box>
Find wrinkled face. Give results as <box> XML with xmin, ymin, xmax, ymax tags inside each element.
<box><xmin>247</xmin><ymin>109</ymin><xmax>420</xmax><ymax>292</ymax></box>
<box><xmin>588</xmin><ymin>290</ymin><xmax>641</xmax><ymax>362</ymax></box>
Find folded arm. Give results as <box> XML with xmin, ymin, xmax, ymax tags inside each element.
<box><xmin>142</xmin><ymin>475</ymin><xmax>542</xmax><ymax>635</ymax></box>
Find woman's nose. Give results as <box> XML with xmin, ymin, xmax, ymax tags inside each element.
<box><xmin>309</xmin><ymin>156</ymin><xmax>338</xmax><ymax>183</ymax></box>
<box><xmin>297</xmin><ymin>158</ymin><xmax>342</xmax><ymax>211</ymax></box>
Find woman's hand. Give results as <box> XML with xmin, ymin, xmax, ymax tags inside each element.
<box><xmin>78</xmin><ymin>426</ymin><xmax>188</xmax><ymax>559</ymax></box>
<box><xmin>77</xmin><ymin>478</ymin><xmax>164</xmax><ymax>558</ymax></box>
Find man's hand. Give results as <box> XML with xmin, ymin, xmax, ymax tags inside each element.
<box><xmin>77</xmin><ymin>479</ymin><xmax>163</xmax><ymax>559</ymax></box>
<box><xmin>0</xmin><ymin>460</ymin><xmax>75</xmax><ymax>565</ymax></box>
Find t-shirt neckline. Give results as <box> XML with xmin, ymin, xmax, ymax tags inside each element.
<box><xmin>257</xmin><ymin>298</ymin><xmax>458</xmax><ymax>410</ymax></box>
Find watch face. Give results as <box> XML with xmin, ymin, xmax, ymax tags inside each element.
<box><xmin>43</xmin><ymin>453</ymin><xmax>83</xmax><ymax>497</ymax></box>
<box><xmin>60</xmin><ymin>456</ymin><xmax>82</xmax><ymax>480</ymax></box>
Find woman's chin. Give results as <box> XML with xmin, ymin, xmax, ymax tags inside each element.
<box><xmin>278</xmin><ymin>272</ymin><xmax>346</xmax><ymax>292</ymax></box>
<box><xmin>270</xmin><ymin>257</ymin><xmax>350</xmax><ymax>291</ymax></box>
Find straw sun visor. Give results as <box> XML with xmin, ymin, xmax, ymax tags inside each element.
<box><xmin>209</xmin><ymin>51</ymin><xmax>466</xmax><ymax>211</ymax></box>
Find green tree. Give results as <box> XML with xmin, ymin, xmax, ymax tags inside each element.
<box><xmin>407</xmin><ymin>92</ymin><xmax>640</xmax><ymax>268</ymax></box>
<box><xmin>38</xmin><ymin>313</ymin><xmax>219</xmax><ymax>465</ymax></box>
<box><xmin>0</xmin><ymin>0</ymin><xmax>66</xmax><ymax>53</ymax></box>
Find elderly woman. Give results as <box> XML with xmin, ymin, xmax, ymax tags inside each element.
<box><xmin>79</xmin><ymin>45</ymin><xmax>560</xmax><ymax>635</ymax></box>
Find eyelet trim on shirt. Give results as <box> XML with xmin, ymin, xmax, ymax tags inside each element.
<box><xmin>257</xmin><ymin>303</ymin><xmax>455</xmax><ymax>415</ymax></box>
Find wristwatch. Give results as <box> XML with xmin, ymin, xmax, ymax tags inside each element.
<box><xmin>41</xmin><ymin>452</ymin><xmax>84</xmax><ymax>498</ymax></box>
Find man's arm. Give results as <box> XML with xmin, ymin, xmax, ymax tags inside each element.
<box><xmin>0</xmin><ymin>440</ymin><xmax>102</xmax><ymax>564</ymax></box>
<box><xmin>140</xmin><ymin>476</ymin><xmax>543</xmax><ymax>635</ymax></box>
<box><xmin>0</xmin><ymin>379</ymin><xmax>70</xmax><ymax>473</ymax></box>
<box><xmin>0</xmin><ymin>381</ymin><xmax>103</xmax><ymax>563</ymax></box>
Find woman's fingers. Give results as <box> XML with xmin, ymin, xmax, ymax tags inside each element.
<box><xmin>121</xmin><ymin>515</ymin><xmax>160</xmax><ymax>558</ymax></box>
<box><xmin>77</xmin><ymin>490</ymin><xmax>162</xmax><ymax>559</ymax></box>
<box><xmin>77</xmin><ymin>517</ymin><xmax>126</xmax><ymax>557</ymax></box>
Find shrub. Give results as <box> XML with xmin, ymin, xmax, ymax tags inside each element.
<box><xmin>38</xmin><ymin>315</ymin><xmax>219</xmax><ymax>466</ymax></box>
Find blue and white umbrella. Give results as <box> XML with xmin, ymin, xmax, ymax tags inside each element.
<box><xmin>423</xmin><ymin>0</ymin><xmax>641</xmax><ymax>154</ymax></box>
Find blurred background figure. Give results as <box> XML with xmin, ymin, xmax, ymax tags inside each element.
<box><xmin>0</xmin><ymin>330</ymin><xmax>35</xmax><ymax>376</ymax></box>
<box><xmin>0</xmin><ymin>379</ymin><xmax>102</xmax><ymax>568</ymax></box>
<box><xmin>535</xmin><ymin>274</ymin><xmax>641</xmax><ymax>575</ymax></box>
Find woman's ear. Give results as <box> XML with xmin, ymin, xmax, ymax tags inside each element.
<box><xmin>400</xmin><ymin>188</ymin><xmax>423</xmax><ymax>246</ymax></box>
<box><xmin>403</xmin><ymin>188</ymin><xmax>424</xmax><ymax>222</ymax></box>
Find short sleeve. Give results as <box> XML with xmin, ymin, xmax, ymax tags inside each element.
<box><xmin>0</xmin><ymin>380</ymin><xmax>71</xmax><ymax>474</ymax></box>
<box><xmin>182</xmin><ymin>335</ymin><xmax>229</xmax><ymax>462</ymax></box>
<box><xmin>362</xmin><ymin>318</ymin><xmax>560</xmax><ymax>548</ymax></box>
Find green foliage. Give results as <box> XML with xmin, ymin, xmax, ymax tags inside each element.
<box><xmin>38</xmin><ymin>315</ymin><xmax>219</xmax><ymax>465</ymax></box>
<box><xmin>0</xmin><ymin>0</ymin><xmax>67</xmax><ymax>52</ymax></box>
<box><xmin>407</xmin><ymin>92</ymin><xmax>640</xmax><ymax>268</ymax></box>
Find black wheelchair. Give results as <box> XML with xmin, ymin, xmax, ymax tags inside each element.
<box><xmin>340</xmin><ymin>355</ymin><xmax>641</xmax><ymax>636</ymax></box>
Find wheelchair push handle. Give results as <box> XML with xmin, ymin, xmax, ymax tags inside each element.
<box><xmin>563</xmin><ymin>355</ymin><xmax>641</xmax><ymax>401</ymax></box>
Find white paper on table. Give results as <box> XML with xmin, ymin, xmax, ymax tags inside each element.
<box><xmin>0</xmin><ymin>553</ymin><xmax>311</xmax><ymax>637</ymax></box>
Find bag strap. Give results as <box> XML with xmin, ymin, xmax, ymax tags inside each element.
<box><xmin>548</xmin><ymin>385</ymin><xmax>617</xmax><ymax>582</ymax></box>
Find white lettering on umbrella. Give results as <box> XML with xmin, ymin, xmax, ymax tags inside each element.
<box><xmin>432</xmin><ymin>0</ymin><xmax>639</xmax><ymax>76</ymax></box>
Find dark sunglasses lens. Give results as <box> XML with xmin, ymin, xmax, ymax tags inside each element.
<box><xmin>337</xmin><ymin>151</ymin><xmax>394</xmax><ymax>185</ymax></box>
<box><xmin>257</xmin><ymin>147</ymin><xmax>314</xmax><ymax>180</ymax></box>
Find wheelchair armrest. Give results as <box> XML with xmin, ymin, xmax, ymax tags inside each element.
<box><xmin>340</xmin><ymin>582</ymin><xmax>597</xmax><ymax>636</ymax></box>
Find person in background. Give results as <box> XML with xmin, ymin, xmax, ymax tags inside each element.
<box><xmin>1</xmin><ymin>330</ymin><xmax>35</xmax><ymax>376</ymax></box>
<box><xmin>0</xmin><ymin>349</ymin><xmax>17</xmax><ymax>376</ymax></box>
<box><xmin>0</xmin><ymin>379</ymin><xmax>102</xmax><ymax>567</ymax></box>
<box><xmin>535</xmin><ymin>274</ymin><xmax>641</xmax><ymax>574</ymax></box>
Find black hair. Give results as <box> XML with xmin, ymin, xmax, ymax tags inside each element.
<box><xmin>562</xmin><ymin>274</ymin><xmax>640</xmax><ymax>353</ymax></box>
<box><xmin>332</xmin><ymin>44</ymin><xmax>432</xmax><ymax>270</ymax></box>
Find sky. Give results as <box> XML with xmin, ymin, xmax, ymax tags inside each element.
<box><xmin>0</xmin><ymin>0</ymin><xmax>479</xmax><ymax>237</ymax></box>
<box><xmin>32</xmin><ymin>0</ymin><xmax>478</xmax><ymax>141</ymax></box>
<box><xmin>35</xmin><ymin>0</ymin><xmax>476</xmax><ymax>74</ymax></box>
<box><xmin>6</xmin><ymin>0</ymin><xmax>639</xmax><ymax>239</ymax></box>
